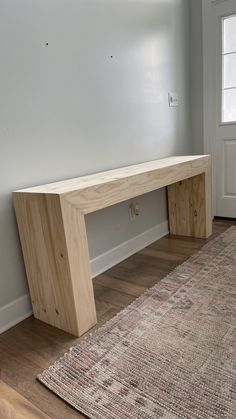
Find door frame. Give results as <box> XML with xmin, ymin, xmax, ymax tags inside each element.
<box><xmin>202</xmin><ymin>0</ymin><xmax>236</xmax><ymax>216</ymax></box>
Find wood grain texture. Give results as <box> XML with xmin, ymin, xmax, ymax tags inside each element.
<box><xmin>15</xmin><ymin>155</ymin><xmax>211</xmax><ymax>214</ymax></box>
<box><xmin>167</xmin><ymin>171</ymin><xmax>212</xmax><ymax>238</ymax></box>
<box><xmin>0</xmin><ymin>380</ymin><xmax>50</xmax><ymax>419</ymax></box>
<box><xmin>60</xmin><ymin>198</ymin><xmax>97</xmax><ymax>336</ymax></box>
<box><xmin>0</xmin><ymin>220</ymin><xmax>232</xmax><ymax>419</ymax></box>
<box><xmin>13</xmin><ymin>155</ymin><xmax>212</xmax><ymax>337</ymax></box>
<box><xmin>63</xmin><ymin>155</ymin><xmax>211</xmax><ymax>214</ymax></box>
<box><xmin>13</xmin><ymin>193</ymin><xmax>96</xmax><ymax>336</ymax></box>
<box><xmin>14</xmin><ymin>156</ymin><xmax>210</xmax><ymax>195</ymax></box>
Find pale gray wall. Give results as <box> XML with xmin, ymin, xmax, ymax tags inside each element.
<box><xmin>190</xmin><ymin>0</ymin><xmax>204</xmax><ymax>154</ymax></box>
<box><xmin>0</xmin><ymin>0</ymin><xmax>191</xmax><ymax>309</ymax></box>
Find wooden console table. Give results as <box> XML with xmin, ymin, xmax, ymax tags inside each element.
<box><xmin>13</xmin><ymin>155</ymin><xmax>212</xmax><ymax>336</ymax></box>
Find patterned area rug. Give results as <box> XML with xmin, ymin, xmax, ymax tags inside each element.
<box><xmin>38</xmin><ymin>227</ymin><xmax>236</xmax><ymax>419</ymax></box>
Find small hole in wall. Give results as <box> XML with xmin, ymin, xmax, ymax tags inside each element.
<box><xmin>110</xmin><ymin>56</ymin><xmax>113</xmax><ymax>58</ymax></box>
<box><xmin>45</xmin><ymin>42</ymin><xmax>49</xmax><ymax>46</ymax></box>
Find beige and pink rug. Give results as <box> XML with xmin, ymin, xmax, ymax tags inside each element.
<box><xmin>38</xmin><ymin>227</ymin><xmax>236</xmax><ymax>419</ymax></box>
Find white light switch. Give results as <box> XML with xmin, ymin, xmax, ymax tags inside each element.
<box><xmin>168</xmin><ymin>92</ymin><xmax>178</xmax><ymax>107</ymax></box>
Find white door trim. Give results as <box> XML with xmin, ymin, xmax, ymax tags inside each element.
<box><xmin>203</xmin><ymin>0</ymin><xmax>236</xmax><ymax>155</ymax></box>
<box><xmin>202</xmin><ymin>0</ymin><xmax>228</xmax><ymax>215</ymax></box>
<box><xmin>203</xmin><ymin>0</ymin><xmax>236</xmax><ymax>218</ymax></box>
<box><xmin>202</xmin><ymin>0</ymin><xmax>213</xmax><ymax>155</ymax></box>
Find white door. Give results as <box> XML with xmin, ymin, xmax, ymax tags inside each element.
<box><xmin>204</xmin><ymin>0</ymin><xmax>236</xmax><ymax>218</ymax></box>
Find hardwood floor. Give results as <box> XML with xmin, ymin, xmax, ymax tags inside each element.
<box><xmin>0</xmin><ymin>219</ymin><xmax>234</xmax><ymax>419</ymax></box>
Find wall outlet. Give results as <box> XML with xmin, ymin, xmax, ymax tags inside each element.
<box><xmin>129</xmin><ymin>202</ymin><xmax>140</xmax><ymax>221</ymax></box>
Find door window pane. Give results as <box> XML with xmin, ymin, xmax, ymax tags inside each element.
<box><xmin>223</xmin><ymin>15</ymin><xmax>236</xmax><ymax>54</ymax></box>
<box><xmin>222</xmin><ymin>15</ymin><xmax>236</xmax><ymax>123</ymax></box>
<box><xmin>223</xmin><ymin>89</ymin><xmax>236</xmax><ymax>123</ymax></box>
<box><xmin>223</xmin><ymin>53</ymin><xmax>236</xmax><ymax>89</ymax></box>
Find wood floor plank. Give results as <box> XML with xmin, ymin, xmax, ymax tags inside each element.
<box><xmin>0</xmin><ymin>380</ymin><xmax>50</xmax><ymax>419</ymax></box>
<box><xmin>95</xmin><ymin>274</ymin><xmax>147</xmax><ymax>297</ymax></box>
<box><xmin>94</xmin><ymin>284</ymin><xmax>135</xmax><ymax>308</ymax></box>
<box><xmin>0</xmin><ymin>220</ymin><xmax>232</xmax><ymax>418</ymax></box>
<box><xmin>106</xmin><ymin>264</ymin><xmax>171</xmax><ymax>288</ymax></box>
<box><xmin>139</xmin><ymin>247</ymin><xmax>186</xmax><ymax>262</ymax></box>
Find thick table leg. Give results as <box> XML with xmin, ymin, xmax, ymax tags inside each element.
<box><xmin>60</xmin><ymin>198</ymin><xmax>97</xmax><ymax>336</ymax></box>
<box><xmin>13</xmin><ymin>192</ymin><xmax>97</xmax><ymax>337</ymax></box>
<box><xmin>167</xmin><ymin>171</ymin><xmax>212</xmax><ymax>239</ymax></box>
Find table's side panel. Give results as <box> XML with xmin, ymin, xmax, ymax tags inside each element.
<box><xmin>167</xmin><ymin>163</ymin><xmax>212</xmax><ymax>238</ymax></box>
<box><xmin>13</xmin><ymin>192</ymin><xmax>81</xmax><ymax>336</ymax></box>
<box><xmin>60</xmin><ymin>198</ymin><xmax>97</xmax><ymax>336</ymax></box>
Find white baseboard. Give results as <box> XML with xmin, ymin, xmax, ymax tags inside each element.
<box><xmin>0</xmin><ymin>294</ymin><xmax>32</xmax><ymax>334</ymax></box>
<box><xmin>91</xmin><ymin>220</ymin><xmax>169</xmax><ymax>278</ymax></box>
<box><xmin>0</xmin><ymin>220</ymin><xmax>169</xmax><ymax>334</ymax></box>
